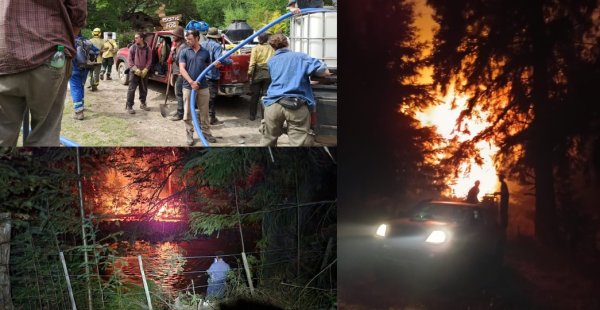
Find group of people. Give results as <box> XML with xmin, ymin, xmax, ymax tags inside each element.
<box><xmin>159</xmin><ymin>22</ymin><xmax>331</xmax><ymax>146</ymax></box>
<box><xmin>0</xmin><ymin>0</ymin><xmax>331</xmax><ymax>147</ymax></box>
<box><xmin>466</xmin><ymin>175</ymin><xmax>510</xmax><ymax>230</ymax></box>
<box><xmin>116</xmin><ymin>0</ymin><xmax>333</xmax><ymax>147</ymax></box>
<box><xmin>70</xmin><ymin>28</ymin><xmax>119</xmax><ymax>120</ymax></box>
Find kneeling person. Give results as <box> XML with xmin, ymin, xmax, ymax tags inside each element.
<box><xmin>260</xmin><ymin>34</ymin><xmax>331</xmax><ymax>146</ymax></box>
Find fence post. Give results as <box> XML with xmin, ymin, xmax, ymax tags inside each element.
<box><xmin>0</xmin><ymin>213</ymin><xmax>14</xmax><ymax>310</ymax></box>
<box><xmin>241</xmin><ymin>252</ymin><xmax>255</xmax><ymax>295</ymax></box>
<box><xmin>318</xmin><ymin>237</ymin><xmax>334</xmax><ymax>287</ymax></box>
<box><xmin>138</xmin><ymin>255</ymin><xmax>153</xmax><ymax>310</ymax></box>
<box><xmin>295</xmin><ymin>168</ymin><xmax>300</xmax><ymax>277</ymax></box>
<box><xmin>59</xmin><ymin>252</ymin><xmax>77</xmax><ymax>310</ymax></box>
<box><xmin>75</xmin><ymin>148</ymin><xmax>93</xmax><ymax>310</ymax></box>
<box><xmin>234</xmin><ymin>186</ymin><xmax>254</xmax><ymax>295</ymax></box>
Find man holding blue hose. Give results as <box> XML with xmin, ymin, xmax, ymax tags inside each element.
<box><xmin>179</xmin><ymin>29</ymin><xmax>220</xmax><ymax>145</ymax></box>
<box><xmin>260</xmin><ymin>34</ymin><xmax>331</xmax><ymax>146</ymax></box>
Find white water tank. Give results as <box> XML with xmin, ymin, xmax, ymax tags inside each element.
<box><xmin>289</xmin><ymin>10</ymin><xmax>337</xmax><ymax>68</ymax></box>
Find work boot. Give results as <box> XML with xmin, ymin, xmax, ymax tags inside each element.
<box><xmin>186</xmin><ymin>130</ymin><xmax>194</xmax><ymax>146</ymax></box>
<box><xmin>140</xmin><ymin>103</ymin><xmax>150</xmax><ymax>111</ymax></box>
<box><xmin>210</xmin><ymin>115</ymin><xmax>219</xmax><ymax>125</ymax></box>
<box><xmin>205</xmin><ymin>135</ymin><xmax>217</xmax><ymax>143</ymax></box>
<box><xmin>73</xmin><ymin>111</ymin><xmax>84</xmax><ymax>120</ymax></box>
<box><xmin>169</xmin><ymin>114</ymin><xmax>183</xmax><ymax>121</ymax></box>
<box><xmin>100</xmin><ymin>73</ymin><xmax>104</xmax><ymax>80</ymax></box>
<box><xmin>91</xmin><ymin>86</ymin><xmax>98</xmax><ymax>91</ymax></box>
<box><xmin>126</xmin><ymin>106</ymin><xmax>136</xmax><ymax>114</ymax></box>
<box><xmin>106</xmin><ymin>76</ymin><xmax>112</xmax><ymax>80</ymax></box>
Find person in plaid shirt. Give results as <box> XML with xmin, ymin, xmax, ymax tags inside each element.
<box><xmin>0</xmin><ymin>0</ymin><xmax>87</xmax><ymax>146</ymax></box>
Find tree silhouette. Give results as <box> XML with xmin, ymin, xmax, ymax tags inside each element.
<box><xmin>340</xmin><ymin>0</ymin><xmax>444</xmax><ymax>219</ymax></box>
<box><xmin>427</xmin><ymin>0</ymin><xmax>600</xmax><ymax>244</ymax></box>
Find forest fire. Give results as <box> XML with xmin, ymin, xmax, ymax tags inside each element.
<box><xmin>415</xmin><ymin>90</ymin><xmax>499</xmax><ymax>200</ymax></box>
<box><xmin>84</xmin><ymin>148</ymin><xmax>186</xmax><ymax>222</ymax></box>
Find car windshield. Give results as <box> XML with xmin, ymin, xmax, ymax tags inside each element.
<box><xmin>409</xmin><ymin>203</ymin><xmax>473</xmax><ymax>223</ymax></box>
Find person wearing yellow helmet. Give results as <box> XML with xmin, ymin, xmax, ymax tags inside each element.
<box><xmin>88</xmin><ymin>27</ymin><xmax>104</xmax><ymax>91</ymax></box>
<box><xmin>100</xmin><ymin>32</ymin><xmax>118</xmax><ymax>80</ymax></box>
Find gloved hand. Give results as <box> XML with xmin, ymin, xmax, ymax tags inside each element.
<box><xmin>141</xmin><ymin>68</ymin><xmax>149</xmax><ymax>78</ymax></box>
<box><xmin>134</xmin><ymin>68</ymin><xmax>142</xmax><ymax>76</ymax></box>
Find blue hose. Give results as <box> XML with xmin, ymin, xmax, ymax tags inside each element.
<box><xmin>60</xmin><ymin>136</ymin><xmax>80</xmax><ymax>147</ymax></box>
<box><xmin>190</xmin><ymin>8</ymin><xmax>335</xmax><ymax>146</ymax></box>
<box><xmin>20</xmin><ymin>126</ymin><xmax>80</xmax><ymax>147</ymax></box>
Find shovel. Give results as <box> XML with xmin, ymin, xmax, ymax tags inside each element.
<box><xmin>160</xmin><ymin>65</ymin><xmax>172</xmax><ymax>118</ymax></box>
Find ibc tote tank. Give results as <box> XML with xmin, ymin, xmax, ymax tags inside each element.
<box><xmin>289</xmin><ymin>10</ymin><xmax>337</xmax><ymax>68</ymax></box>
<box><xmin>290</xmin><ymin>8</ymin><xmax>337</xmax><ymax>144</ymax></box>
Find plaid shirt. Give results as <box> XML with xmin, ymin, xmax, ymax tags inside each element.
<box><xmin>0</xmin><ymin>0</ymin><xmax>87</xmax><ymax>75</ymax></box>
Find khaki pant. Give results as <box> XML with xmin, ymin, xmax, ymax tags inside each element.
<box><xmin>260</xmin><ymin>103</ymin><xmax>313</xmax><ymax>146</ymax></box>
<box><xmin>0</xmin><ymin>61</ymin><xmax>72</xmax><ymax>146</ymax></box>
<box><xmin>183</xmin><ymin>87</ymin><xmax>211</xmax><ymax>137</ymax></box>
<box><xmin>88</xmin><ymin>63</ymin><xmax>101</xmax><ymax>87</ymax></box>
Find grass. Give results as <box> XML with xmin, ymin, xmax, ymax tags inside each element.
<box><xmin>61</xmin><ymin>98</ymin><xmax>136</xmax><ymax>146</ymax></box>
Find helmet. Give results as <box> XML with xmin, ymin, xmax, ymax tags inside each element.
<box><xmin>185</xmin><ymin>20</ymin><xmax>209</xmax><ymax>34</ymax></box>
<box><xmin>92</xmin><ymin>28</ymin><xmax>101</xmax><ymax>37</ymax></box>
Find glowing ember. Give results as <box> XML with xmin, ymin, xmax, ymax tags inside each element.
<box><xmin>415</xmin><ymin>91</ymin><xmax>499</xmax><ymax>200</ymax></box>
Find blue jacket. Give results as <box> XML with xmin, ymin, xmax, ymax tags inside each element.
<box><xmin>200</xmin><ymin>39</ymin><xmax>232</xmax><ymax>80</ymax></box>
<box><xmin>262</xmin><ymin>48</ymin><xmax>327</xmax><ymax>109</ymax></box>
<box><xmin>207</xmin><ymin>258</ymin><xmax>230</xmax><ymax>282</ymax></box>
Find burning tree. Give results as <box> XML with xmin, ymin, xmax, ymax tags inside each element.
<box><xmin>427</xmin><ymin>0</ymin><xmax>600</xmax><ymax>244</ymax></box>
<box><xmin>341</xmin><ymin>0</ymin><xmax>447</xmax><ymax>219</ymax></box>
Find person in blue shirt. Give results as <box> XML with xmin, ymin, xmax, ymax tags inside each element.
<box><xmin>260</xmin><ymin>34</ymin><xmax>331</xmax><ymax>146</ymax></box>
<box><xmin>201</xmin><ymin>27</ymin><xmax>232</xmax><ymax>125</ymax></box>
<box><xmin>179</xmin><ymin>29</ymin><xmax>221</xmax><ymax>145</ymax></box>
<box><xmin>207</xmin><ymin>252</ymin><xmax>230</xmax><ymax>299</ymax></box>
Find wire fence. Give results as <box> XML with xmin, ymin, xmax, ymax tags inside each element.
<box><xmin>9</xmin><ymin>238</ymin><xmax>335</xmax><ymax>309</ymax></box>
<box><xmin>8</xmin><ymin>198</ymin><xmax>336</xmax><ymax>309</ymax></box>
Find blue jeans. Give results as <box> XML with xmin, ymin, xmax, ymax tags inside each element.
<box><xmin>70</xmin><ymin>65</ymin><xmax>89</xmax><ymax>112</ymax></box>
<box><xmin>206</xmin><ymin>279</ymin><xmax>226</xmax><ymax>299</ymax></box>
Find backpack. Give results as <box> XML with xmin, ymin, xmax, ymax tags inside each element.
<box><xmin>75</xmin><ymin>37</ymin><xmax>100</xmax><ymax>69</ymax></box>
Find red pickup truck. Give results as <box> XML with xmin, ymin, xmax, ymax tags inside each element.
<box><xmin>116</xmin><ymin>30</ymin><xmax>250</xmax><ymax>96</ymax></box>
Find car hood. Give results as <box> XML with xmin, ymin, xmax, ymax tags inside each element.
<box><xmin>386</xmin><ymin>217</ymin><xmax>457</xmax><ymax>237</ymax></box>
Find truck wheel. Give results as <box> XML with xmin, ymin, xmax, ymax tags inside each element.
<box><xmin>118</xmin><ymin>62</ymin><xmax>129</xmax><ymax>85</ymax></box>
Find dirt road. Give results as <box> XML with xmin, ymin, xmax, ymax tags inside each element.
<box><xmin>60</xmin><ymin>65</ymin><xmax>291</xmax><ymax>146</ymax></box>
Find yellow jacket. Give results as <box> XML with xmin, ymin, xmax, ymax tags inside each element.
<box><xmin>102</xmin><ymin>39</ymin><xmax>118</xmax><ymax>59</ymax></box>
<box><xmin>90</xmin><ymin>37</ymin><xmax>104</xmax><ymax>63</ymax></box>
<box><xmin>248</xmin><ymin>43</ymin><xmax>274</xmax><ymax>77</ymax></box>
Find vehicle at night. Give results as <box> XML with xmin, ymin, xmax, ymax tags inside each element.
<box><xmin>373</xmin><ymin>200</ymin><xmax>503</xmax><ymax>275</ymax></box>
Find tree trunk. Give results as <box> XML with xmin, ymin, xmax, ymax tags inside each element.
<box><xmin>0</xmin><ymin>213</ymin><xmax>14</xmax><ymax>310</ymax></box>
<box><xmin>530</xmin><ymin>0</ymin><xmax>559</xmax><ymax>245</ymax></box>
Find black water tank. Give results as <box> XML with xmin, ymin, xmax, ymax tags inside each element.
<box><xmin>224</xmin><ymin>20</ymin><xmax>253</xmax><ymax>42</ymax></box>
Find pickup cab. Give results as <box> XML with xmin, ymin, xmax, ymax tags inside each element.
<box><xmin>116</xmin><ymin>30</ymin><xmax>250</xmax><ymax>96</ymax></box>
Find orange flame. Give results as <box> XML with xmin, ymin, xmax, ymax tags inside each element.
<box><xmin>415</xmin><ymin>91</ymin><xmax>499</xmax><ymax>200</ymax></box>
